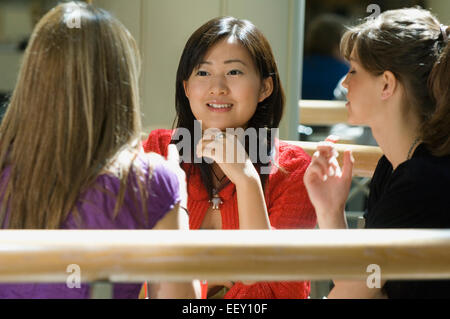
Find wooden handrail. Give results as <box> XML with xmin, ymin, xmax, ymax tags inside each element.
<box><xmin>299</xmin><ymin>100</ymin><xmax>348</xmax><ymax>126</ymax></box>
<box><xmin>285</xmin><ymin>141</ymin><xmax>383</xmax><ymax>178</ymax></box>
<box><xmin>1</xmin><ymin>230</ymin><xmax>450</xmax><ymax>283</ymax></box>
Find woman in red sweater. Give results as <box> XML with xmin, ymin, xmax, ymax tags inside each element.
<box><xmin>143</xmin><ymin>17</ymin><xmax>316</xmax><ymax>299</ymax></box>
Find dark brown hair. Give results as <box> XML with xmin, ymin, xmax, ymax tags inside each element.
<box><xmin>305</xmin><ymin>13</ymin><xmax>347</xmax><ymax>57</ymax></box>
<box><xmin>341</xmin><ymin>7</ymin><xmax>450</xmax><ymax>156</ymax></box>
<box><xmin>173</xmin><ymin>16</ymin><xmax>285</xmax><ymax>197</ymax></box>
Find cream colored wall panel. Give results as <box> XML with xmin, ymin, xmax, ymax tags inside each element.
<box><xmin>0</xmin><ymin>53</ymin><xmax>22</xmax><ymax>92</ymax></box>
<box><xmin>226</xmin><ymin>0</ymin><xmax>303</xmax><ymax>139</ymax></box>
<box><xmin>94</xmin><ymin>0</ymin><xmax>303</xmax><ymax>138</ymax></box>
<box><xmin>95</xmin><ymin>0</ymin><xmax>142</xmax><ymax>45</ymax></box>
<box><xmin>226</xmin><ymin>0</ymin><xmax>290</xmax><ymax>92</ymax></box>
<box><xmin>427</xmin><ymin>0</ymin><xmax>450</xmax><ymax>24</ymax></box>
<box><xmin>140</xmin><ymin>0</ymin><xmax>221</xmax><ymax>131</ymax></box>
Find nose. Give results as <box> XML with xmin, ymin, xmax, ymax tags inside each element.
<box><xmin>209</xmin><ymin>76</ymin><xmax>228</xmax><ymax>95</ymax></box>
<box><xmin>342</xmin><ymin>73</ymin><xmax>350</xmax><ymax>90</ymax></box>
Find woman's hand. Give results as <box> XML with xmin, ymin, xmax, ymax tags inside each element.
<box><xmin>303</xmin><ymin>136</ymin><xmax>354</xmax><ymax>229</ymax></box>
<box><xmin>196</xmin><ymin>129</ymin><xmax>259</xmax><ymax>186</ymax></box>
<box><xmin>197</xmin><ymin>129</ymin><xmax>270</xmax><ymax>229</ymax></box>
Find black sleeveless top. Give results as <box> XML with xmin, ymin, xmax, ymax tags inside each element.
<box><xmin>365</xmin><ymin>144</ymin><xmax>450</xmax><ymax>298</ymax></box>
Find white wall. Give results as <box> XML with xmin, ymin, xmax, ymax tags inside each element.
<box><xmin>97</xmin><ymin>0</ymin><xmax>304</xmax><ymax>139</ymax></box>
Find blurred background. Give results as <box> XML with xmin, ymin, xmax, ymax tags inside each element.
<box><xmin>1</xmin><ymin>0</ymin><xmax>448</xmax><ymax>136</ymax></box>
<box><xmin>0</xmin><ymin>0</ymin><xmax>448</xmax><ymax>298</ymax></box>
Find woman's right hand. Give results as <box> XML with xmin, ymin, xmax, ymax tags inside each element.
<box><xmin>303</xmin><ymin>136</ymin><xmax>354</xmax><ymax>229</ymax></box>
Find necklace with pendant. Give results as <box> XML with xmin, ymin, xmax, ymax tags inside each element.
<box><xmin>209</xmin><ymin>167</ymin><xmax>227</xmax><ymax>211</ymax></box>
<box><xmin>407</xmin><ymin>138</ymin><xmax>420</xmax><ymax>160</ymax></box>
<box><xmin>210</xmin><ymin>188</ymin><xmax>223</xmax><ymax>210</ymax></box>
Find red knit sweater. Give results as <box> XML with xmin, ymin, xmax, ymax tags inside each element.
<box><xmin>143</xmin><ymin>129</ymin><xmax>317</xmax><ymax>299</ymax></box>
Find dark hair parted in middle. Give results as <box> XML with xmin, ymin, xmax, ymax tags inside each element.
<box><xmin>173</xmin><ymin>16</ymin><xmax>285</xmax><ymax>198</ymax></box>
<box><xmin>340</xmin><ymin>7</ymin><xmax>450</xmax><ymax>156</ymax></box>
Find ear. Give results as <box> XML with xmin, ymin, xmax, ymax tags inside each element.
<box><xmin>183</xmin><ymin>81</ymin><xmax>190</xmax><ymax>99</ymax></box>
<box><xmin>380</xmin><ymin>71</ymin><xmax>397</xmax><ymax>100</ymax></box>
<box><xmin>258</xmin><ymin>76</ymin><xmax>274</xmax><ymax>103</ymax></box>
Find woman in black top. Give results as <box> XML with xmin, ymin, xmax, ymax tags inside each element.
<box><xmin>304</xmin><ymin>7</ymin><xmax>450</xmax><ymax>298</ymax></box>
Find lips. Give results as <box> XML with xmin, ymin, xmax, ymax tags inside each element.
<box><xmin>207</xmin><ymin>103</ymin><xmax>233</xmax><ymax>109</ymax></box>
<box><xmin>206</xmin><ymin>102</ymin><xmax>234</xmax><ymax>113</ymax></box>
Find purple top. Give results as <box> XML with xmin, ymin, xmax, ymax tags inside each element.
<box><xmin>0</xmin><ymin>152</ymin><xmax>181</xmax><ymax>299</ymax></box>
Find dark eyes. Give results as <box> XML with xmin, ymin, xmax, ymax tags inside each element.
<box><xmin>228</xmin><ymin>69</ymin><xmax>243</xmax><ymax>76</ymax></box>
<box><xmin>195</xmin><ymin>69</ymin><xmax>243</xmax><ymax>76</ymax></box>
<box><xmin>196</xmin><ymin>70</ymin><xmax>209</xmax><ymax>76</ymax></box>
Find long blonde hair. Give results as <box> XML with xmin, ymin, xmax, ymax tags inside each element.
<box><xmin>0</xmin><ymin>2</ymin><xmax>144</xmax><ymax>228</ymax></box>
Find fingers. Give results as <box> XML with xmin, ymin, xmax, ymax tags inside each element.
<box><xmin>316</xmin><ymin>141</ymin><xmax>339</xmax><ymax>159</ymax></box>
<box><xmin>342</xmin><ymin>149</ymin><xmax>355</xmax><ymax>181</ymax></box>
<box><xmin>325</xmin><ymin>135</ymin><xmax>339</xmax><ymax>143</ymax></box>
<box><xmin>312</xmin><ymin>151</ymin><xmax>331</xmax><ymax>180</ymax></box>
<box><xmin>196</xmin><ymin>132</ymin><xmax>247</xmax><ymax>164</ymax></box>
<box><xmin>196</xmin><ymin>139</ymin><xmax>217</xmax><ymax>163</ymax></box>
<box><xmin>309</xmin><ymin>138</ymin><xmax>347</xmax><ymax>182</ymax></box>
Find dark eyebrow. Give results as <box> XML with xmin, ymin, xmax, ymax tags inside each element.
<box><xmin>224</xmin><ymin>59</ymin><xmax>247</xmax><ymax>66</ymax></box>
<box><xmin>198</xmin><ymin>60</ymin><xmax>247</xmax><ymax>66</ymax></box>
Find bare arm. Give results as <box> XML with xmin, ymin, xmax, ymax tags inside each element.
<box><xmin>304</xmin><ymin>137</ymin><xmax>387</xmax><ymax>298</ymax></box>
<box><xmin>148</xmin><ymin>204</ymin><xmax>201</xmax><ymax>299</ymax></box>
<box><xmin>148</xmin><ymin>144</ymin><xmax>201</xmax><ymax>299</ymax></box>
<box><xmin>197</xmin><ymin>131</ymin><xmax>271</xmax><ymax>230</ymax></box>
<box><xmin>234</xmin><ymin>160</ymin><xmax>270</xmax><ymax>230</ymax></box>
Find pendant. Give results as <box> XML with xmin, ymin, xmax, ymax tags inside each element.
<box><xmin>209</xmin><ymin>189</ymin><xmax>223</xmax><ymax>210</ymax></box>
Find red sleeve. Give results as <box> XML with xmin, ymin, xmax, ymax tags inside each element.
<box><xmin>142</xmin><ymin>129</ymin><xmax>173</xmax><ymax>157</ymax></box>
<box><xmin>266</xmin><ymin>141</ymin><xmax>317</xmax><ymax>229</ymax></box>
<box><xmin>225</xmin><ymin>281</ymin><xmax>310</xmax><ymax>299</ymax></box>
<box><xmin>224</xmin><ymin>142</ymin><xmax>316</xmax><ymax>299</ymax></box>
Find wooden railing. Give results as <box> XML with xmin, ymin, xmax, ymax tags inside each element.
<box><xmin>299</xmin><ymin>100</ymin><xmax>348</xmax><ymax>126</ymax></box>
<box><xmin>287</xmin><ymin>141</ymin><xmax>382</xmax><ymax>178</ymax></box>
<box><xmin>1</xmin><ymin>230</ymin><xmax>450</xmax><ymax>284</ymax></box>
<box><xmin>0</xmin><ymin>132</ymin><xmax>422</xmax><ymax>300</ymax></box>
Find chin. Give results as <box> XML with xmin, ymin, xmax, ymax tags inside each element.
<box><xmin>347</xmin><ymin>117</ymin><xmax>367</xmax><ymax>126</ymax></box>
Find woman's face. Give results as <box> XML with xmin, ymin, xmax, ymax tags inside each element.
<box><xmin>183</xmin><ymin>37</ymin><xmax>273</xmax><ymax>131</ymax></box>
<box><xmin>342</xmin><ymin>49</ymin><xmax>383</xmax><ymax>126</ymax></box>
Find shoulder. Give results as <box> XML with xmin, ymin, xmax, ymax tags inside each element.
<box><xmin>370</xmin><ymin>155</ymin><xmax>392</xmax><ymax>188</ymax></box>
<box><xmin>135</xmin><ymin>151</ymin><xmax>179</xmax><ymax>190</ymax></box>
<box><xmin>366</xmin><ymin>145</ymin><xmax>450</xmax><ymax>228</ymax></box>
<box><xmin>395</xmin><ymin>144</ymin><xmax>450</xmax><ymax>188</ymax></box>
<box><xmin>135</xmin><ymin>152</ymin><xmax>181</xmax><ymax>219</ymax></box>
<box><xmin>142</xmin><ymin>129</ymin><xmax>173</xmax><ymax>156</ymax></box>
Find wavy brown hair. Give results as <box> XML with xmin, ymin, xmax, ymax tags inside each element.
<box><xmin>341</xmin><ymin>7</ymin><xmax>450</xmax><ymax>156</ymax></box>
<box><xmin>0</xmin><ymin>2</ymin><xmax>144</xmax><ymax>228</ymax></box>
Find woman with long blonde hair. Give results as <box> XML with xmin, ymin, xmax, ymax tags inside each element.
<box><xmin>0</xmin><ymin>1</ymin><xmax>199</xmax><ymax>299</ymax></box>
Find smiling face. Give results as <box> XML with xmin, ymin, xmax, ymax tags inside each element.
<box><xmin>342</xmin><ymin>49</ymin><xmax>384</xmax><ymax>126</ymax></box>
<box><xmin>183</xmin><ymin>37</ymin><xmax>273</xmax><ymax>131</ymax></box>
